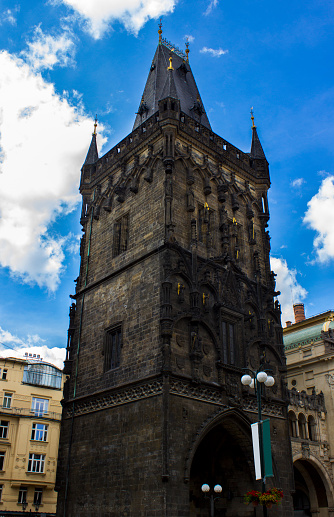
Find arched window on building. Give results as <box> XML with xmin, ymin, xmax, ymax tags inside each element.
<box><xmin>288</xmin><ymin>411</ymin><xmax>298</xmax><ymax>437</ymax></box>
<box><xmin>308</xmin><ymin>415</ymin><xmax>317</xmax><ymax>441</ymax></box>
<box><xmin>298</xmin><ymin>413</ymin><xmax>307</xmax><ymax>439</ymax></box>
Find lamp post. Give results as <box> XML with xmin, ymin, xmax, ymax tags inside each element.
<box><xmin>201</xmin><ymin>483</ymin><xmax>222</xmax><ymax>517</ymax></box>
<box><xmin>241</xmin><ymin>364</ymin><xmax>275</xmax><ymax>516</ymax></box>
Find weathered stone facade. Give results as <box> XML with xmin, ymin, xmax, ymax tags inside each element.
<box><xmin>56</xmin><ymin>38</ymin><xmax>294</xmax><ymax>517</ymax></box>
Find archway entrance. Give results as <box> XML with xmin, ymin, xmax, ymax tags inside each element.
<box><xmin>189</xmin><ymin>415</ymin><xmax>255</xmax><ymax>517</ymax></box>
<box><xmin>293</xmin><ymin>459</ymin><xmax>330</xmax><ymax>517</ymax></box>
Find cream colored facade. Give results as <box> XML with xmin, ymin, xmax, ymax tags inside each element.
<box><xmin>284</xmin><ymin>309</ymin><xmax>334</xmax><ymax>517</ymax></box>
<box><xmin>0</xmin><ymin>356</ymin><xmax>63</xmax><ymax>516</ymax></box>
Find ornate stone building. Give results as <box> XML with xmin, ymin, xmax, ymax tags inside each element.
<box><xmin>56</xmin><ymin>30</ymin><xmax>294</xmax><ymax>517</ymax></box>
<box><xmin>285</xmin><ymin>306</ymin><xmax>334</xmax><ymax>517</ymax></box>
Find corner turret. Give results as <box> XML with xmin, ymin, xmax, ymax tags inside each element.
<box><xmin>83</xmin><ymin>116</ymin><xmax>99</xmax><ymax>165</ymax></box>
<box><xmin>250</xmin><ymin>108</ymin><xmax>266</xmax><ymax>160</ymax></box>
<box><xmin>80</xmin><ymin>117</ymin><xmax>99</xmax><ymax>190</ymax></box>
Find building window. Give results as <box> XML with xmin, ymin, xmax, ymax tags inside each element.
<box><xmin>3</xmin><ymin>393</ymin><xmax>12</xmax><ymax>409</ymax></box>
<box><xmin>222</xmin><ymin>321</ymin><xmax>235</xmax><ymax>365</ymax></box>
<box><xmin>31</xmin><ymin>398</ymin><xmax>48</xmax><ymax>417</ymax></box>
<box><xmin>113</xmin><ymin>214</ymin><xmax>129</xmax><ymax>257</ymax></box>
<box><xmin>0</xmin><ymin>452</ymin><xmax>5</xmax><ymax>470</ymax></box>
<box><xmin>198</xmin><ymin>203</ymin><xmax>214</xmax><ymax>248</ymax></box>
<box><xmin>28</xmin><ymin>453</ymin><xmax>45</xmax><ymax>473</ymax></box>
<box><xmin>23</xmin><ymin>363</ymin><xmax>62</xmax><ymax>389</ymax></box>
<box><xmin>104</xmin><ymin>326</ymin><xmax>122</xmax><ymax>371</ymax></box>
<box><xmin>305</xmin><ymin>370</ymin><xmax>314</xmax><ymax>380</ymax></box>
<box><xmin>2</xmin><ymin>370</ymin><xmax>7</xmax><ymax>380</ymax></box>
<box><xmin>31</xmin><ymin>423</ymin><xmax>48</xmax><ymax>442</ymax></box>
<box><xmin>18</xmin><ymin>486</ymin><xmax>27</xmax><ymax>504</ymax></box>
<box><xmin>0</xmin><ymin>421</ymin><xmax>9</xmax><ymax>439</ymax></box>
<box><xmin>34</xmin><ymin>487</ymin><xmax>43</xmax><ymax>505</ymax></box>
<box><xmin>0</xmin><ymin>484</ymin><xmax>3</xmax><ymax>502</ymax></box>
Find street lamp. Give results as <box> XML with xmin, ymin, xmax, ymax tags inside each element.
<box><xmin>241</xmin><ymin>364</ymin><xmax>275</xmax><ymax>516</ymax></box>
<box><xmin>201</xmin><ymin>483</ymin><xmax>222</xmax><ymax>517</ymax></box>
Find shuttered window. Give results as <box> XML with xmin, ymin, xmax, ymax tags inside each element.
<box><xmin>104</xmin><ymin>326</ymin><xmax>122</xmax><ymax>371</ymax></box>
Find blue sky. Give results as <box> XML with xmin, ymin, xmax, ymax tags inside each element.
<box><xmin>0</xmin><ymin>0</ymin><xmax>333</xmax><ymax>366</ymax></box>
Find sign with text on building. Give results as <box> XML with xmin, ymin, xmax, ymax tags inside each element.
<box><xmin>251</xmin><ymin>419</ymin><xmax>273</xmax><ymax>480</ymax></box>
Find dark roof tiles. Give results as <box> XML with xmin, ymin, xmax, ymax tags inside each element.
<box><xmin>133</xmin><ymin>42</ymin><xmax>211</xmax><ymax>131</ymax></box>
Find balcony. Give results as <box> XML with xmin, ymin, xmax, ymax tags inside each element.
<box><xmin>0</xmin><ymin>406</ymin><xmax>61</xmax><ymax>421</ymax></box>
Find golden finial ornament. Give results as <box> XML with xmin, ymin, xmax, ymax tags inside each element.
<box><xmin>167</xmin><ymin>55</ymin><xmax>174</xmax><ymax>71</ymax></box>
<box><xmin>185</xmin><ymin>39</ymin><xmax>190</xmax><ymax>63</ymax></box>
<box><xmin>93</xmin><ymin>115</ymin><xmax>98</xmax><ymax>135</ymax></box>
<box><xmin>250</xmin><ymin>107</ymin><xmax>256</xmax><ymax>129</ymax></box>
<box><xmin>158</xmin><ymin>19</ymin><xmax>162</xmax><ymax>43</ymax></box>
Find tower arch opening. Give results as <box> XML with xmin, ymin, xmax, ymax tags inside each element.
<box><xmin>189</xmin><ymin>414</ymin><xmax>255</xmax><ymax>517</ymax></box>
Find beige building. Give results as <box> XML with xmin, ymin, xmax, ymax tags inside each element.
<box><xmin>0</xmin><ymin>355</ymin><xmax>63</xmax><ymax>516</ymax></box>
<box><xmin>284</xmin><ymin>305</ymin><xmax>334</xmax><ymax>517</ymax></box>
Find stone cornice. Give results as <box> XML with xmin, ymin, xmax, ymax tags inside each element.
<box><xmin>63</xmin><ymin>373</ymin><xmax>286</xmax><ymax>420</ymax></box>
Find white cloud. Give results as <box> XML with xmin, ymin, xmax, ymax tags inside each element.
<box><xmin>0</xmin><ymin>50</ymin><xmax>106</xmax><ymax>291</ymax></box>
<box><xmin>200</xmin><ymin>46</ymin><xmax>228</xmax><ymax>57</ymax></box>
<box><xmin>184</xmin><ymin>34</ymin><xmax>195</xmax><ymax>43</ymax></box>
<box><xmin>204</xmin><ymin>0</ymin><xmax>218</xmax><ymax>16</ymax></box>
<box><xmin>1</xmin><ymin>6</ymin><xmax>20</xmax><ymax>26</ymax></box>
<box><xmin>291</xmin><ymin>177</ymin><xmax>305</xmax><ymax>188</ymax></box>
<box><xmin>0</xmin><ymin>326</ymin><xmax>65</xmax><ymax>369</ymax></box>
<box><xmin>270</xmin><ymin>257</ymin><xmax>308</xmax><ymax>325</ymax></box>
<box><xmin>21</xmin><ymin>26</ymin><xmax>75</xmax><ymax>71</ymax></box>
<box><xmin>303</xmin><ymin>175</ymin><xmax>334</xmax><ymax>263</ymax></box>
<box><xmin>59</xmin><ymin>0</ymin><xmax>177</xmax><ymax>38</ymax></box>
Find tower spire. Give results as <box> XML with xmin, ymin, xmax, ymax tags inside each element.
<box><xmin>250</xmin><ymin>108</ymin><xmax>266</xmax><ymax>160</ymax></box>
<box><xmin>133</xmin><ymin>36</ymin><xmax>211</xmax><ymax>130</ymax></box>
<box><xmin>83</xmin><ymin>116</ymin><xmax>99</xmax><ymax>165</ymax></box>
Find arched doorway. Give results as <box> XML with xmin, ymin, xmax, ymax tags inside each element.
<box><xmin>189</xmin><ymin>413</ymin><xmax>255</xmax><ymax>517</ymax></box>
<box><xmin>293</xmin><ymin>458</ymin><xmax>333</xmax><ymax>517</ymax></box>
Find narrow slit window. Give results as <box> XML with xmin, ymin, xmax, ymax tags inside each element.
<box><xmin>113</xmin><ymin>214</ymin><xmax>129</xmax><ymax>257</ymax></box>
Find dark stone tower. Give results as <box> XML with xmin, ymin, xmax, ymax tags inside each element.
<box><xmin>56</xmin><ymin>32</ymin><xmax>294</xmax><ymax>517</ymax></box>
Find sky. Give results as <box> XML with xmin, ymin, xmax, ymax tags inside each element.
<box><xmin>0</xmin><ymin>0</ymin><xmax>333</xmax><ymax>368</ymax></box>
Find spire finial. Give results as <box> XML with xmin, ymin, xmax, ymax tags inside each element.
<box><xmin>250</xmin><ymin>107</ymin><xmax>256</xmax><ymax>129</ymax></box>
<box><xmin>185</xmin><ymin>39</ymin><xmax>190</xmax><ymax>63</ymax></box>
<box><xmin>167</xmin><ymin>55</ymin><xmax>174</xmax><ymax>71</ymax></box>
<box><xmin>158</xmin><ymin>19</ymin><xmax>162</xmax><ymax>43</ymax></box>
<box><xmin>93</xmin><ymin>115</ymin><xmax>98</xmax><ymax>135</ymax></box>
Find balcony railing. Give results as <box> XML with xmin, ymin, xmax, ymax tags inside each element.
<box><xmin>0</xmin><ymin>406</ymin><xmax>61</xmax><ymax>421</ymax></box>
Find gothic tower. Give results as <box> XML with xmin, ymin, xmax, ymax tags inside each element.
<box><xmin>56</xmin><ymin>30</ymin><xmax>294</xmax><ymax>517</ymax></box>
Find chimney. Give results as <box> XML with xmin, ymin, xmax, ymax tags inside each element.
<box><xmin>293</xmin><ymin>303</ymin><xmax>306</xmax><ymax>324</ymax></box>
<box><xmin>286</xmin><ymin>321</ymin><xmax>292</xmax><ymax>327</ymax></box>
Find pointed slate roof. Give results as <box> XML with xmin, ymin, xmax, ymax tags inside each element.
<box><xmin>250</xmin><ymin>125</ymin><xmax>266</xmax><ymax>160</ymax></box>
<box><xmin>84</xmin><ymin>132</ymin><xmax>98</xmax><ymax>165</ymax></box>
<box><xmin>133</xmin><ymin>41</ymin><xmax>211</xmax><ymax>131</ymax></box>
